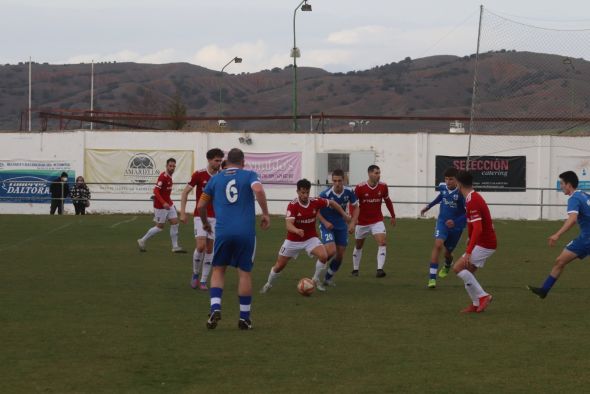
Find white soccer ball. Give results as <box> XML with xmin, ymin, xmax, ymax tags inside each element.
<box><xmin>297</xmin><ymin>277</ymin><xmax>315</xmax><ymax>296</ymax></box>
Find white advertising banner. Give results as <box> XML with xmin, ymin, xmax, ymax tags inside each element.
<box><xmin>85</xmin><ymin>149</ymin><xmax>193</xmax><ymax>194</ymax></box>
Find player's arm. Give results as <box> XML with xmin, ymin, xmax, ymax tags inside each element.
<box><xmin>318</xmin><ymin>211</ymin><xmax>334</xmax><ymax>230</ymax></box>
<box><xmin>327</xmin><ymin>200</ymin><xmax>351</xmax><ymax>223</ymax></box>
<box><xmin>252</xmin><ymin>182</ymin><xmax>270</xmax><ymax>230</ymax></box>
<box><xmin>548</xmin><ymin>212</ymin><xmax>578</xmax><ymax>247</ymax></box>
<box><xmin>197</xmin><ymin>193</ymin><xmax>212</xmax><ymax>233</ymax></box>
<box><xmin>383</xmin><ymin>186</ymin><xmax>396</xmax><ymax>226</ymax></box>
<box><xmin>153</xmin><ymin>183</ymin><xmax>169</xmax><ymax>209</ymax></box>
<box><xmin>348</xmin><ymin>202</ymin><xmax>360</xmax><ymax>234</ymax></box>
<box><xmin>179</xmin><ymin>184</ymin><xmax>194</xmax><ymax>224</ymax></box>
<box><xmin>421</xmin><ymin>193</ymin><xmax>442</xmax><ymax>216</ymax></box>
<box><xmin>286</xmin><ymin>218</ymin><xmax>304</xmax><ymax>237</ymax></box>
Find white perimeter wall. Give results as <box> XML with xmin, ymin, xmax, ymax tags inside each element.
<box><xmin>0</xmin><ymin>130</ymin><xmax>587</xmax><ymax>220</ymax></box>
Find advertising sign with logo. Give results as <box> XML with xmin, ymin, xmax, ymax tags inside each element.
<box><xmin>0</xmin><ymin>160</ymin><xmax>75</xmax><ymax>203</ymax></box>
<box><xmin>243</xmin><ymin>152</ymin><xmax>302</xmax><ymax>185</ymax></box>
<box><xmin>435</xmin><ymin>156</ymin><xmax>526</xmax><ymax>192</ymax></box>
<box><xmin>84</xmin><ymin>150</ymin><xmax>193</xmax><ymax>194</ymax></box>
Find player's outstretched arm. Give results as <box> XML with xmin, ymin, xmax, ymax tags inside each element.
<box><xmin>252</xmin><ymin>183</ymin><xmax>270</xmax><ymax>230</ymax></box>
<box><xmin>317</xmin><ymin>212</ymin><xmax>334</xmax><ymax>230</ymax></box>
<box><xmin>421</xmin><ymin>193</ymin><xmax>442</xmax><ymax>216</ymax></box>
<box><xmin>548</xmin><ymin>212</ymin><xmax>578</xmax><ymax>246</ymax></box>
<box><xmin>328</xmin><ymin>200</ymin><xmax>351</xmax><ymax>223</ymax></box>
<box><xmin>286</xmin><ymin>218</ymin><xmax>304</xmax><ymax>237</ymax></box>
<box><xmin>179</xmin><ymin>184</ymin><xmax>193</xmax><ymax>224</ymax></box>
<box><xmin>348</xmin><ymin>203</ymin><xmax>359</xmax><ymax>233</ymax></box>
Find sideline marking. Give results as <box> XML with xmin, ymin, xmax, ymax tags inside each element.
<box><xmin>0</xmin><ymin>222</ymin><xmax>74</xmax><ymax>252</ymax></box>
<box><xmin>110</xmin><ymin>216</ymin><xmax>138</xmax><ymax>228</ymax></box>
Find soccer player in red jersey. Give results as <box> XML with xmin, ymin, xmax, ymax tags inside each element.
<box><xmin>453</xmin><ymin>170</ymin><xmax>497</xmax><ymax>313</ymax></box>
<box><xmin>137</xmin><ymin>158</ymin><xmax>186</xmax><ymax>253</ymax></box>
<box><xmin>352</xmin><ymin>165</ymin><xmax>396</xmax><ymax>278</ymax></box>
<box><xmin>180</xmin><ymin>148</ymin><xmax>224</xmax><ymax>290</ymax></box>
<box><xmin>260</xmin><ymin>179</ymin><xmax>351</xmax><ymax>293</ymax></box>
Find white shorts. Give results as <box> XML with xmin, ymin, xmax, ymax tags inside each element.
<box><xmin>194</xmin><ymin>217</ymin><xmax>216</xmax><ymax>240</ymax></box>
<box><xmin>464</xmin><ymin>245</ymin><xmax>496</xmax><ymax>268</ymax></box>
<box><xmin>279</xmin><ymin>238</ymin><xmax>323</xmax><ymax>259</ymax></box>
<box><xmin>153</xmin><ymin>206</ymin><xmax>178</xmax><ymax>224</ymax></box>
<box><xmin>355</xmin><ymin>222</ymin><xmax>386</xmax><ymax>240</ymax></box>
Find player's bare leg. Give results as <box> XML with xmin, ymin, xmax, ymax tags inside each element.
<box><xmin>137</xmin><ymin>222</ymin><xmax>165</xmax><ymax>252</ymax></box>
<box><xmin>453</xmin><ymin>256</ymin><xmax>490</xmax><ymax>313</ymax></box>
<box><xmin>260</xmin><ymin>255</ymin><xmax>291</xmax><ymax>293</ymax></box>
<box><xmin>237</xmin><ymin>268</ymin><xmax>253</xmax><ymax>329</ymax></box>
<box><xmin>310</xmin><ymin>245</ymin><xmax>329</xmax><ymax>292</ymax></box>
<box><xmin>427</xmin><ymin>239</ymin><xmax>445</xmax><ymax>288</ymax></box>
<box><xmin>352</xmin><ymin>238</ymin><xmax>365</xmax><ymax>276</ymax></box>
<box><xmin>169</xmin><ymin>217</ymin><xmax>185</xmax><ymax>253</ymax></box>
<box><xmin>207</xmin><ymin>266</ymin><xmax>226</xmax><ymax>329</ymax></box>
<box><xmin>373</xmin><ymin>232</ymin><xmax>387</xmax><ymax>278</ymax></box>
<box><xmin>528</xmin><ymin>249</ymin><xmax>578</xmax><ymax>299</ymax></box>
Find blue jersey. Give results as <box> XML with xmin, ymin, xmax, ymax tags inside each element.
<box><xmin>203</xmin><ymin>167</ymin><xmax>260</xmax><ymax>237</ymax></box>
<box><xmin>428</xmin><ymin>183</ymin><xmax>466</xmax><ymax>228</ymax></box>
<box><xmin>319</xmin><ymin>186</ymin><xmax>358</xmax><ymax>230</ymax></box>
<box><xmin>567</xmin><ymin>190</ymin><xmax>590</xmax><ymax>237</ymax></box>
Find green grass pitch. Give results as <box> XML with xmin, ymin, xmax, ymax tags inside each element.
<box><xmin>2</xmin><ymin>214</ymin><xmax>590</xmax><ymax>393</ymax></box>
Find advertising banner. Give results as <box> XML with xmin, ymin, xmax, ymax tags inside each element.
<box><xmin>435</xmin><ymin>156</ymin><xmax>526</xmax><ymax>192</ymax></box>
<box><xmin>85</xmin><ymin>150</ymin><xmax>193</xmax><ymax>194</ymax></box>
<box><xmin>0</xmin><ymin>160</ymin><xmax>75</xmax><ymax>203</ymax></box>
<box><xmin>243</xmin><ymin>152</ymin><xmax>302</xmax><ymax>185</ymax></box>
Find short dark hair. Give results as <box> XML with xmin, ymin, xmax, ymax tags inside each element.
<box><xmin>220</xmin><ymin>160</ymin><xmax>227</xmax><ymax>169</ymax></box>
<box><xmin>456</xmin><ymin>170</ymin><xmax>473</xmax><ymax>187</ymax></box>
<box><xmin>443</xmin><ymin>167</ymin><xmax>459</xmax><ymax>178</ymax></box>
<box><xmin>60</xmin><ymin>172</ymin><xmax>68</xmax><ymax>178</ymax></box>
<box><xmin>166</xmin><ymin>158</ymin><xmax>176</xmax><ymax>165</ymax></box>
<box><xmin>368</xmin><ymin>165</ymin><xmax>380</xmax><ymax>173</ymax></box>
<box><xmin>560</xmin><ymin>171</ymin><xmax>579</xmax><ymax>188</ymax></box>
<box><xmin>227</xmin><ymin>148</ymin><xmax>244</xmax><ymax>165</ymax></box>
<box><xmin>332</xmin><ymin>169</ymin><xmax>345</xmax><ymax>178</ymax></box>
<box><xmin>206</xmin><ymin>148</ymin><xmax>224</xmax><ymax>160</ymax></box>
<box><xmin>297</xmin><ymin>178</ymin><xmax>312</xmax><ymax>190</ymax></box>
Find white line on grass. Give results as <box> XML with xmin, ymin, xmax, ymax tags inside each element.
<box><xmin>110</xmin><ymin>216</ymin><xmax>138</xmax><ymax>228</ymax></box>
<box><xmin>0</xmin><ymin>222</ymin><xmax>74</xmax><ymax>252</ymax></box>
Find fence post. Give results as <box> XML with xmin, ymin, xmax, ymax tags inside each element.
<box><xmin>540</xmin><ymin>188</ymin><xmax>544</xmax><ymax>220</ymax></box>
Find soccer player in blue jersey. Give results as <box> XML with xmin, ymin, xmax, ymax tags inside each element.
<box><xmin>197</xmin><ymin>148</ymin><xmax>270</xmax><ymax>330</ymax></box>
<box><xmin>420</xmin><ymin>167</ymin><xmax>466</xmax><ymax>289</ymax></box>
<box><xmin>317</xmin><ymin>169</ymin><xmax>359</xmax><ymax>287</ymax></box>
<box><xmin>529</xmin><ymin>171</ymin><xmax>590</xmax><ymax>299</ymax></box>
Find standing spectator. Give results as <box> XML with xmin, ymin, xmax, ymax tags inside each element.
<box><xmin>50</xmin><ymin>172</ymin><xmax>70</xmax><ymax>215</ymax></box>
<box><xmin>71</xmin><ymin>176</ymin><xmax>91</xmax><ymax>215</ymax></box>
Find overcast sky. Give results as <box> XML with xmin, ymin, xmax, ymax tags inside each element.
<box><xmin>2</xmin><ymin>0</ymin><xmax>590</xmax><ymax>72</ymax></box>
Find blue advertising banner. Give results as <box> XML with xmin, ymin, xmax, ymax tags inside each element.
<box><xmin>0</xmin><ymin>160</ymin><xmax>75</xmax><ymax>203</ymax></box>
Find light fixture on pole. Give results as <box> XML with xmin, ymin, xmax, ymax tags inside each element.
<box><xmin>292</xmin><ymin>0</ymin><xmax>312</xmax><ymax>131</ymax></box>
<box><xmin>218</xmin><ymin>56</ymin><xmax>243</xmax><ymax>124</ymax></box>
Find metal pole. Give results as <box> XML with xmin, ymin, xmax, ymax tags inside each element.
<box><xmin>466</xmin><ymin>4</ymin><xmax>484</xmax><ymax>169</ymax></box>
<box><xmin>90</xmin><ymin>60</ymin><xmax>94</xmax><ymax>130</ymax></box>
<box><xmin>28</xmin><ymin>57</ymin><xmax>32</xmax><ymax>132</ymax></box>
<box><xmin>219</xmin><ymin>58</ymin><xmax>236</xmax><ymax>119</ymax></box>
<box><xmin>292</xmin><ymin>0</ymin><xmax>305</xmax><ymax>131</ymax></box>
<box><xmin>540</xmin><ymin>188</ymin><xmax>544</xmax><ymax>220</ymax></box>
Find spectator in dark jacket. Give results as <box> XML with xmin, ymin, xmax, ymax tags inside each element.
<box><xmin>71</xmin><ymin>176</ymin><xmax>91</xmax><ymax>215</ymax></box>
<box><xmin>49</xmin><ymin>172</ymin><xmax>70</xmax><ymax>215</ymax></box>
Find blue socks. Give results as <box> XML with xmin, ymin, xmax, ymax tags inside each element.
<box><xmin>239</xmin><ymin>296</ymin><xmax>252</xmax><ymax>320</ymax></box>
<box><xmin>325</xmin><ymin>259</ymin><xmax>342</xmax><ymax>281</ymax></box>
<box><xmin>429</xmin><ymin>263</ymin><xmax>438</xmax><ymax>280</ymax></box>
<box><xmin>541</xmin><ymin>275</ymin><xmax>557</xmax><ymax>294</ymax></box>
<box><xmin>210</xmin><ymin>287</ymin><xmax>223</xmax><ymax>313</ymax></box>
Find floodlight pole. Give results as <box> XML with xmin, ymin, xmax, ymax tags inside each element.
<box><xmin>466</xmin><ymin>4</ymin><xmax>484</xmax><ymax>169</ymax></box>
<box><xmin>218</xmin><ymin>57</ymin><xmax>242</xmax><ymax>119</ymax></box>
<box><xmin>292</xmin><ymin>0</ymin><xmax>311</xmax><ymax>131</ymax></box>
<box><xmin>28</xmin><ymin>57</ymin><xmax>32</xmax><ymax>132</ymax></box>
<box><xmin>90</xmin><ymin>60</ymin><xmax>94</xmax><ymax>130</ymax></box>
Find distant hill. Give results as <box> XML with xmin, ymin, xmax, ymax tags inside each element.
<box><xmin>1</xmin><ymin>51</ymin><xmax>589</xmax><ymax>132</ymax></box>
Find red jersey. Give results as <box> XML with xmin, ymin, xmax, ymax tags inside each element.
<box><xmin>188</xmin><ymin>168</ymin><xmax>215</xmax><ymax>217</ymax></box>
<box><xmin>153</xmin><ymin>171</ymin><xmax>173</xmax><ymax>209</ymax></box>
<box><xmin>465</xmin><ymin>191</ymin><xmax>497</xmax><ymax>252</ymax></box>
<box><xmin>355</xmin><ymin>181</ymin><xmax>395</xmax><ymax>225</ymax></box>
<box><xmin>285</xmin><ymin>197</ymin><xmax>330</xmax><ymax>242</ymax></box>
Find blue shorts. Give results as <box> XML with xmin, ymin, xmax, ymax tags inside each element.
<box><xmin>212</xmin><ymin>234</ymin><xmax>256</xmax><ymax>272</ymax></box>
<box><xmin>434</xmin><ymin>222</ymin><xmax>464</xmax><ymax>252</ymax></box>
<box><xmin>566</xmin><ymin>236</ymin><xmax>590</xmax><ymax>259</ymax></box>
<box><xmin>319</xmin><ymin>224</ymin><xmax>348</xmax><ymax>247</ymax></box>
